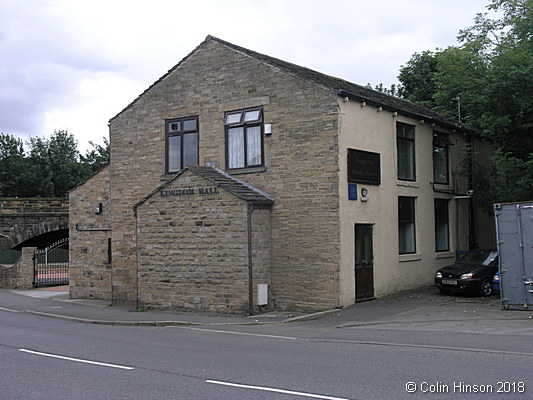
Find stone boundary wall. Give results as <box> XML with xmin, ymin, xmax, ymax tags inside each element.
<box><xmin>0</xmin><ymin>198</ymin><xmax>69</xmax><ymax>215</ymax></box>
<box><xmin>0</xmin><ymin>247</ymin><xmax>36</xmax><ymax>288</ymax></box>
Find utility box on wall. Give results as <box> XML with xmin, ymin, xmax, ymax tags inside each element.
<box><xmin>494</xmin><ymin>202</ymin><xmax>533</xmax><ymax>310</ymax></box>
<box><xmin>257</xmin><ymin>284</ymin><xmax>268</xmax><ymax>306</ymax></box>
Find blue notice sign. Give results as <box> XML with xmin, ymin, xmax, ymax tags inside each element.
<box><xmin>348</xmin><ymin>184</ymin><xmax>358</xmax><ymax>200</ymax></box>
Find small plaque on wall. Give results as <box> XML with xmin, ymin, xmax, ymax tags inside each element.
<box><xmin>348</xmin><ymin>183</ymin><xmax>358</xmax><ymax>200</ymax></box>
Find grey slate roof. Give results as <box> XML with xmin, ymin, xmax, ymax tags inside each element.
<box><xmin>188</xmin><ymin>166</ymin><xmax>275</xmax><ymax>204</ymax></box>
<box><xmin>135</xmin><ymin>166</ymin><xmax>275</xmax><ymax>209</ymax></box>
<box><xmin>111</xmin><ymin>35</ymin><xmax>467</xmax><ymax>132</ymax></box>
<box><xmin>209</xmin><ymin>36</ymin><xmax>465</xmax><ymax>131</ymax></box>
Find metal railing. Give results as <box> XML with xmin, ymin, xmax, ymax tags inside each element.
<box><xmin>33</xmin><ymin>238</ymin><xmax>69</xmax><ymax>287</ymax></box>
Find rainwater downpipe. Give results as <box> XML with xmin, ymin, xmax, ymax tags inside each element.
<box><xmin>247</xmin><ymin>203</ymin><xmax>254</xmax><ymax>315</ymax></box>
<box><xmin>134</xmin><ymin>208</ymin><xmax>139</xmax><ymax>309</ymax></box>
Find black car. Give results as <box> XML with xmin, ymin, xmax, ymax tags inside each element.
<box><xmin>435</xmin><ymin>250</ymin><xmax>498</xmax><ymax>296</ymax></box>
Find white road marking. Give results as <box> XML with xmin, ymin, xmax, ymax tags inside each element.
<box><xmin>206</xmin><ymin>380</ymin><xmax>351</xmax><ymax>400</ymax></box>
<box><xmin>184</xmin><ymin>326</ymin><xmax>297</xmax><ymax>340</ymax></box>
<box><xmin>19</xmin><ymin>349</ymin><xmax>134</xmax><ymax>370</ymax></box>
<box><xmin>0</xmin><ymin>307</ymin><xmax>21</xmax><ymax>313</ymax></box>
<box><xmin>184</xmin><ymin>327</ymin><xmax>533</xmax><ymax>356</ymax></box>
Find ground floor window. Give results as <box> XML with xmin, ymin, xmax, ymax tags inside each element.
<box><xmin>434</xmin><ymin>199</ymin><xmax>450</xmax><ymax>252</ymax></box>
<box><xmin>398</xmin><ymin>196</ymin><xmax>416</xmax><ymax>254</ymax></box>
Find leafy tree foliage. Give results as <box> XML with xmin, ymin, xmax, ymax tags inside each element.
<box><xmin>397</xmin><ymin>51</ymin><xmax>439</xmax><ymax>108</ymax></box>
<box><xmin>399</xmin><ymin>0</ymin><xmax>532</xmax><ymax>156</ymax></box>
<box><xmin>366</xmin><ymin>83</ymin><xmax>402</xmax><ymax>97</ymax></box>
<box><xmin>0</xmin><ymin>130</ymin><xmax>109</xmax><ymax>198</ymax></box>
<box><xmin>397</xmin><ymin>0</ymin><xmax>532</xmax><ymax>204</ymax></box>
<box><xmin>0</xmin><ymin>133</ymin><xmax>32</xmax><ymax>197</ymax></box>
<box><xmin>80</xmin><ymin>137</ymin><xmax>110</xmax><ymax>174</ymax></box>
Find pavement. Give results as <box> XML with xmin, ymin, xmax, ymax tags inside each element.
<box><xmin>1</xmin><ymin>285</ymin><xmax>532</xmax><ymax>335</ymax></box>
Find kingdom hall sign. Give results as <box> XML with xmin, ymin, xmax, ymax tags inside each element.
<box><xmin>159</xmin><ymin>187</ymin><xmax>220</xmax><ymax>197</ymax></box>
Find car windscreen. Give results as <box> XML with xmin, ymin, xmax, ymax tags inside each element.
<box><xmin>458</xmin><ymin>250</ymin><xmax>497</xmax><ymax>266</ymax></box>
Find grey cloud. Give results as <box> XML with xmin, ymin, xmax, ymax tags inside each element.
<box><xmin>0</xmin><ymin>1</ymin><xmax>124</xmax><ymax>137</ymax></box>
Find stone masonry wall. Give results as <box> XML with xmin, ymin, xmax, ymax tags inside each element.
<box><xmin>69</xmin><ymin>166</ymin><xmax>112</xmax><ymax>300</ymax></box>
<box><xmin>109</xmin><ymin>38</ymin><xmax>340</xmax><ymax>310</ymax></box>
<box><xmin>250</xmin><ymin>206</ymin><xmax>272</xmax><ymax>308</ymax></box>
<box><xmin>0</xmin><ymin>198</ymin><xmax>68</xmax><ymax>250</ymax></box>
<box><xmin>136</xmin><ymin>171</ymin><xmax>265</xmax><ymax>312</ymax></box>
<box><xmin>0</xmin><ymin>247</ymin><xmax>35</xmax><ymax>288</ymax></box>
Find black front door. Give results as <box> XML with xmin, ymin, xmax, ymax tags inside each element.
<box><xmin>355</xmin><ymin>224</ymin><xmax>375</xmax><ymax>301</ymax></box>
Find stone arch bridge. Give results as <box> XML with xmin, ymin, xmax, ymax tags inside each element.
<box><xmin>0</xmin><ymin>198</ymin><xmax>69</xmax><ymax>250</ymax></box>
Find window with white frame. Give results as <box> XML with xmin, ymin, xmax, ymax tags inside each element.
<box><xmin>165</xmin><ymin>116</ymin><xmax>199</xmax><ymax>174</ymax></box>
<box><xmin>397</xmin><ymin>123</ymin><xmax>416</xmax><ymax>181</ymax></box>
<box><xmin>225</xmin><ymin>107</ymin><xmax>263</xmax><ymax>170</ymax></box>
<box><xmin>399</xmin><ymin>196</ymin><xmax>416</xmax><ymax>254</ymax></box>
<box><xmin>434</xmin><ymin>199</ymin><xmax>450</xmax><ymax>252</ymax></box>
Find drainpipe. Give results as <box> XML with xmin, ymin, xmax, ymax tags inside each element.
<box><xmin>247</xmin><ymin>203</ymin><xmax>254</xmax><ymax>315</ymax></box>
<box><xmin>134</xmin><ymin>207</ymin><xmax>139</xmax><ymax>309</ymax></box>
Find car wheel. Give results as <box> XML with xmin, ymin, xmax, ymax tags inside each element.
<box><xmin>479</xmin><ymin>280</ymin><xmax>493</xmax><ymax>297</ymax></box>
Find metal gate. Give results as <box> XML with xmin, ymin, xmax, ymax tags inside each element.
<box><xmin>33</xmin><ymin>238</ymin><xmax>69</xmax><ymax>287</ymax></box>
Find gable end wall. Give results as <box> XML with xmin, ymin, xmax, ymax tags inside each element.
<box><xmin>106</xmin><ymin>39</ymin><xmax>341</xmax><ymax>310</ymax></box>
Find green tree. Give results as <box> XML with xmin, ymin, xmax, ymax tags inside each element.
<box><xmin>0</xmin><ymin>133</ymin><xmax>32</xmax><ymax>197</ymax></box>
<box><xmin>28</xmin><ymin>130</ymin><xmax>87</xmax><ymax>197</ymax></box>
<box><xmin>399</xmin><ymin>0</ymin><xmax>532</xmax><ymax>158</ymax></box>
<box><xmin>398</xmin><ymin>0</ymin><xmax>532</xmax><ymax>205</ymax></box>
<box><xmin>438</xmin><ymin>0</ymin><xmax>532</xmax><ymax>157</ymax></box>
<box><xmin>470</xmin><ymin>151</ymin><xmax>533</xmax><ymax>211</ymax></box>
<box><xmin>0</xmin><ymin>131</ymin><xmax>109</xmax><ymax>198</ymax></box>
<box><xmin>80</xmin><ymin>137</ymin><xmax>110</xmax><ymax>174</ymax></box>
<box><xmin>367</xmin><ymin>83</ymin><xmax>402</xmax><ymax>97</ymax></box>
<box><xmin>397</xmin><ymin>51</ymin><xmax>439</xmax><ymax>108</ymax></box>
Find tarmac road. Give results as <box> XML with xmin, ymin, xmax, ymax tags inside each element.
<box><xmin>1</xmin><ymin>286</ymin><xmax>532</xmax><ymax>399</ymax></box>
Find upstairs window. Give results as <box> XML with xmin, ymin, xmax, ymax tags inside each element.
<box><xmin>225</xmin><ymin>107</ymin><xmax>263</xmax><ymax>170</ymax></box>
<box><xmin>165</xmin><ymin>116</ymin><xmax>199</xmax><ymax>174</ymax></box>
<box><xmin>397</xmin><ymin>123</ymin><xmax>416</xmax><ymax>181</ymax></box>
<box><xmin>433</xmin><ymin>132</ymin><xmax>449</xmax><ymax>184</ymax></box>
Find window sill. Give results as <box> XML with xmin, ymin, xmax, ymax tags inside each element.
<box><xmin>432</xmin><ymin>182</ymin><xmax>454</xmax><ymax>193</ymax></box>
<box><xmin>398</xmin><ymin>254</ymin><xmax>422</xmax><ymax>263</ymax></box>
<box><xmin>435</xmin><ymin>251</ymin><xmax>454</xmax><ymax>259</ymax></box>
<box><xmin>227</xmin><ymin>166</ymin><xmax>267</xmax><ymax>175</ymax></box>
<box><xmin>397</xmin><ymin>181</ymin><xmax>420</xmax><ymax>188</ymax></box>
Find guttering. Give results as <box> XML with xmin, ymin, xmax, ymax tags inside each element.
<box><xmin>336</xmin><ymin>89</ymin><xmax>465</xmax><ymax>133</ymax></box>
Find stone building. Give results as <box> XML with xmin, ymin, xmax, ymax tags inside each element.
<box><xmin>69</xmin><ymin>36</ymin><xmax>494</xmax><ymax>313</ymax></box>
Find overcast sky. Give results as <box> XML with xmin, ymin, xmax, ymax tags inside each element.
<box><xmin>1</xmin><ymin>0</ymin><xmax>493</xmax><ymax>152</ymax></box>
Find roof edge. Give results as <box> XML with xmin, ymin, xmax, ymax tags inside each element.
<box><xmin>108</xmin><ymin>35</ymin><xmax>479</xmax><ymax>136</ymax></box>
<box><xmin>210</xmin><ymin>167</ymin><xmax>276</xmax><ymax>203</ymax></box>
<box><xmin>336</xmin><ymin>89</ymin><xmax>471</xmax><ymax>133</ymax></box>
<box><xmin>133</xmin><ymin>168</ymin><xmax>187</xmax><ymax>210</ymax></box>
<box><xmin>109</xmin><ymin>36</ymin><xmax>214</xmax><ymax>124</ymax></box>
<box><xmin>68</xmin><ymin>163</ymin><xmax>110</xmax><ymax>195</ymax></box>
<box><xmin>134</xmin><ymin>166</ymin><xmax>275</xmax><ymax>211</ymax></box>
